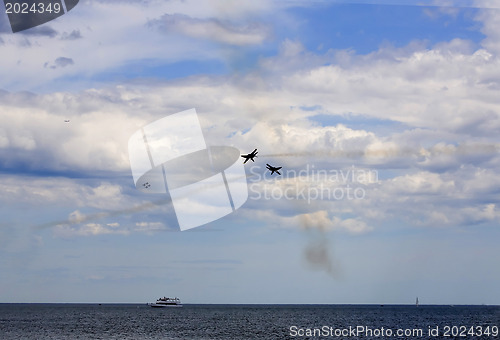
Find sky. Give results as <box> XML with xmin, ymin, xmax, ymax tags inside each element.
<box><xmin>1</xmin><ymin>0</ymin><xmax>500</xmax><ymax>305</ymax></box>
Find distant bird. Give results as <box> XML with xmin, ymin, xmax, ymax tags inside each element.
<box><xmin>64</xmin><ymin>120</ymin><xmax>70</xmax><ymax>123</ymax></box>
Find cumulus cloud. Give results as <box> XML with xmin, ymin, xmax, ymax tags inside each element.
<box><xmin>2</xmin><ymin>40</ymin><xmax>500</xmax><ymax>233</ymax></box>
<box><xmin>2</xmin><ymin>1</ymin><xmax>500</xmax><ymax>239</ymax></box>
<box><xmin>298</xmin><ymin>0</ymin><xmax>500</xmax><ymax>9</ymax></box>
<box><xmin>0</xmin><ymin>176</ymin><xmax>138</xmax><ymax>212</ymax></box>
<box><xmin>52</xmin><ymin>210</ymin><xmax>172</xmax><ymax>237</ymax></box>
<box><xmin>299</xmin><ymin>211</ymin><xmax>372</xmax><ymax>234</ymax></box>
<box><xmin>134</xmin><ymin>221</ymin><xmax>169</xmax><ymax>233</ymax></box>
<box><xmin>0</xmin><ymin>0</ymin><xmax>276</xmax><ymax>90</ymax></box>
<box><xmin>268</xmin><ymin>44</ymin><xmax>500</xmax><ymax>136</ymax></box>
<box><xmin>0</xmin><ymin>0</ymin><xmax>498</xmax><ymax>93</ymax></box>
<box><xmin>150</xmin><ymin>14</ymin><xmax>270</xmax><ymax>46</ymax></box>
<box><xmin>54</xmin><ymin>221</ymin><xmax>128</xmax><ymax>237</ymax></box>
<box><xmin>0</xmin><ymin>88</ymin><xmax>149</xmax><ymax>173</ymax></box>
<box><xmin>240</xmin><ymin>208</ymin><xmax>373</xmax><ymax>234</ymax></box>
<box><xmin>241</xmin><ymin>161</ymin><xmax>500</xmax><ymax>232</ymax></box>
<box><xmin>475</xmin><ymin>3</ymin><xmax>500</xmax><ymax>55</ymax></box>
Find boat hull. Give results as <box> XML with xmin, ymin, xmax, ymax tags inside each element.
<box><xmin>149</xmin><ymin>303</ymin><xmax>183</xmax><ymax>308</ymax></box>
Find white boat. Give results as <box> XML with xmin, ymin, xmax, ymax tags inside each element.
<box><xmin>149</xmin><ymin>297</ymin><xmax>183</xmax><ymax>308</ymax></box>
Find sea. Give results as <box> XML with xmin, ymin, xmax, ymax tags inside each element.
<box><xmin>0</xmin><ymin>304</ymin><xmax>499</xmax><ymax>339</ymax></box>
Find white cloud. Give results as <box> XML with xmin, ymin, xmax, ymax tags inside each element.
<box><xmin>0</xmin><ymin>88</ymin><xmax>148</xmax><ymax>173</ymax></box>
<box><xmin>0</xmin><ymin>0</ymin><xmax>276</xmax><ymax>90</ymax></box>
<box><xmin>385</xmin><ymin>171</ymin><xmax>455</xmax><ymax>195</ymax></box>
<box><xmin>54</xmin><ymin>221</ymin><xmax>129</xmax><ymax>237</ymax></box>
<box><xmin>359</xmin><ymin>167</ymin><xmax>500</xmax><ymax>227</ymax></box>
<box><xmin>232</xmin><ymin>121</ymin><xmax>377</xmax><ymax>161</ymax></box>
<box><xmin>3</xmin><ymin>37</ymin><xmax>500</xmax><ymax>233</ymax></box>
<box><xmin>240</xmin><ymin>159</ymin><xmax>500</xmax><ymax>231</ymax></box>
<box><xmin>52</xmin><ymin>213</ymin><xmax>171</xmax><ymax>237</ymax></box>
<box><xmin>150</xmin><ymin>14</ymin><xmax>270</xmax><ymax>46</ymax></box>
<box><xmin>476</xmin><ymin>3</ymin><xmax>500</xmax><ymax>55</ymax></box>
<box><xmin>2</xmin><ymin>2</ymin><xmax>500</xmax><ymax>238</ymax></box>
<box><xmin>272</xmin><ymin>45</ymin><xmax>500</xmax><ymax>134</ymax></box>
<box><xmin>0</xmin><ymin>176</ymin><xmax>137</xmax><ymax>212</ymax></box>
<box><xmin>299</xmin><ymin>210</ymin><xmax>372</xmax><ymax>234</ymax></box>
<box><xmin>238</xmin><ymin>208</ymin><xmax>373</xmax><ymax>234</ymax></box>
<box><xmin>134</xmin><ymin>221</ymin><xmax>169</xmax><ymax>233</ymax></box>
<box><xmin>292</xmin><ymin>0</ymin><xmax>500</xmax><ymax>10</ymax></box>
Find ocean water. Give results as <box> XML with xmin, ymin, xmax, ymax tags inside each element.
<box><xmin>0</xmin><ymin>304</ymin><xmax>499</xmax><ymax>339</ymax></box>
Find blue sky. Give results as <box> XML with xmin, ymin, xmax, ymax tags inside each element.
<box><xmin>1</xmin><ymin>0</ymin><xmax>500</xmax><ymax>305</ymax></box>
<box><xmin>285</xmin><ymin>3</ymin><xmax>483</xmax><ymax>53</ymax></box>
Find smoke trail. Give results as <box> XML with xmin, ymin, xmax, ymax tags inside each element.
<box><xmin>298</xmin><ymin>210</ymin><xmax>342</xmax><ymax>278</ymax></box>
<box><xmin>303</xmin><ymin>232</ymin><xmax>342</xmax><ymax>278</ymax></box>
<box><xmin>259</xmin><ymin>143</ymin><xmax>500</xmax><ymax>160</ymax></box>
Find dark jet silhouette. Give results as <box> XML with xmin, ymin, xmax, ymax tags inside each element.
<box><xmin>266</xmin><ymin>164</ymin><xmax>282</xmax><ymax>175</ymax></box>
<box><xmin>241</xmin><ymin>149</ymin><xmax>258</xmax><ymax>164</ymax></box>
<box><xmin>64</xmin><ymin>120</ymin><xmax>70</xmax><ymax>122</ymax></box>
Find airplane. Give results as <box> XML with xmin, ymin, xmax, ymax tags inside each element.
<box><xmin>266</xmin><ymin>164</ymin><xmax>282</xmax><ymax>175</ymax></box>
<box><xmin>64</xmin><ymin>120</ymin><xmax>70</xmax><ymax>122</ymax></box>
<box><xmin>241</xmin><ymin>149</ymin><xmax>258</xmax><ymax>164</ymax></box>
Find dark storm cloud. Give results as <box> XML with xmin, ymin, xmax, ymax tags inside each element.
<box><xmin>44</xmin><ymin>57</ymin><xmax>74</xmax><ymax>69</ymax></box>
<box><xmin>61</xmin><ymin>29</ymin><xmax>82</xmax><ymax>40</ymax></box>
<box><xmin>55</xmin><ymin>57</ymin><xmax>74</xmax><ymax>67</ymax></box>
